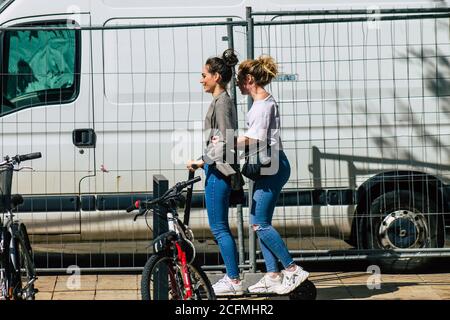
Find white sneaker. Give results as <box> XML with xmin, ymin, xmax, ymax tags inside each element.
<box><xmin>212</xmin><ymin>275</ymin><xmax>244</xmax><ymax>296</ymax></box>
<box><xmin>247</xmin><ymin>273</ymin><xmax>283</xmax><ymax>293</ymax></box>
<box><xmin>275</xmin><ymin>265</ymin><xmax>309</xmax><ymax>295</ymax></box>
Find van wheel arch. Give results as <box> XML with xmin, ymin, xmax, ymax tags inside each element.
<box><xmin>348</xmin><ymin>171</ymin><xmax>447</xmax><ymax>250</ymax></box>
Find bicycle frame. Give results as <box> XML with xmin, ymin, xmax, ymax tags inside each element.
<box><xmin>175</xmin><ymin>242</ymin><xmax>193</xmax><ymax>299</ymax></box>
<box><xmin>173</xmin><ymin>173</ymin><xmax>196</xmax><ymax>299</ymax></box>
<box><xmin>164</xmin><ymin>209</ymin><xmax>194</xmax><ymax>299</ymax></box>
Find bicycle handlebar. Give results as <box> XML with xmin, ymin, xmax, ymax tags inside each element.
<box><xmin>126</xmin><ymin>201</ymin><xmax>140</xmax><ymax>213</ymax></box>
<box><xmin>176</xmin><ymin>176</ymin><xmax>201</xmax><ymax>191</ymax></box>
<box><xmin>126</xmin><ymin>175</ymin><xmax>201</xmax><ymax>214</ymax></box>
<box><xmin>1</xmin><ymin>152</ymin><xmax>42</xmax><ymax>167</ymax></box>
<box><xmin>17</xmin><ymin>152</ymin><xmax>42</xmax><ymax>163</ymax></box>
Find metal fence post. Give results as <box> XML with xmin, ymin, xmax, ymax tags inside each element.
<box><xmin>236</xmin><ymin>204</ymin><xmax>246</xmax><ymax>269</ymax></box>
<box><xmin>246</xmin><ymin>6</ymin><xmax>257</xmax><ymax>273</ymax></box>
<box><xmin>153</xmin><ymin>174</ymin><xmax>168</xmax><ymax>300</ymax></box>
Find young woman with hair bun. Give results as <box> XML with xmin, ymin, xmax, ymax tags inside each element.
<box><xmin>186</xmin><ymin>49</ymin><xmax>244</xmax><ymax>296</ymax></box>
<box><xmin>234</xmin><ymin>55</ymin><xmax>310</xmax><ymax>295</ymax></box>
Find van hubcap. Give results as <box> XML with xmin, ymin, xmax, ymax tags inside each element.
<box><xmin>378</xmin><ymin>210</ymin><xmax>429</xmax><ymax>249</ymax></box>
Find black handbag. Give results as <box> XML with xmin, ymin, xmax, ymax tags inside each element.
<box><xmin>229</xmin><ymin>162</ymin><xmax>246</xmax><ymax>206</ymax></box>
<box><xmin>229</xmin><ymin>187</ymin><xmax>245</xmax><ymax>206</ymax></box>
<box><xmin>241</xmin><ymin>143</ymin><xmax>272</xmax><ymax>181</ymax></box>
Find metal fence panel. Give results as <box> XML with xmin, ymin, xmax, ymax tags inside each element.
<box><xmin>249</xmin><ymin>8</ymin><xmax>450</xmax><ymax>268</ymax></box>
<box><xmin>1</xmin><ymin>7</ymin><xmax>450</xmax><ymax>272</ymax></box>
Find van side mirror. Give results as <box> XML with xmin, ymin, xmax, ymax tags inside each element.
<box><xmin>72</xmin><ymin>128</ymin><xmax>96</xmax><ymax>148</ymax></box>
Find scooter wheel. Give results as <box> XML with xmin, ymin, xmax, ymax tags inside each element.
<box><xmin>289</xmin><ymin>279</ymin><xmax>317</xmax><ymax>300</ymax></box>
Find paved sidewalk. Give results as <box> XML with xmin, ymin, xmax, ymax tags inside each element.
<box><xmin>35</xmin><ymin>274</ymin><xmax>141</xmax><ymax>300</ymax></box>
<box><xmin>310</xmin><ymin>272</ymin><xmax>450</xmax><ymax>300</ymax></box>
<box><xmin>34</xmin><ymin>271</ymin><xmax>450</xmax><ymax>300</ymax></box>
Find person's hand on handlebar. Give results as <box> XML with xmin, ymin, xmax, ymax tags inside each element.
<box><xmin>186</xmin><ymin>159</ymin><xmax>204</xmax><ymax>172</ymax></box>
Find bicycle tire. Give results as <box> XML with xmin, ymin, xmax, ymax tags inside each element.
<box><xmin>0</xmin><ymin>228</ymin><xmax>11</xmax><ymax>300</ymax></box>
<box><xmin>141</xmin><ymin>254</ymin><xmax>215</xmax><ymax>300</ymax></box>
<box><xmin>12</xmin><ymin>227</ymin><xmax>36</xmax><ymax>300</ymax></box>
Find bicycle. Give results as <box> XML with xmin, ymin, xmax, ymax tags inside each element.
<box><xmin>0</xmin><ymin>152</ymin><xmax>41</xmax><ymax>300</ymax></box>
<box><xmin>126</xmin><ymin>173</ymin><xmax>215</xmax><ymax>300</ymax></box>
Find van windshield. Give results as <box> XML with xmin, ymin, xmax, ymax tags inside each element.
<box><xmin>1</xmin><ymin>22</ymin><xmax>78</xmax><ymax>116</ymax></box>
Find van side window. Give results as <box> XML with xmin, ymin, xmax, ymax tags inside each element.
<box><xmin>1</xmin><ymin>21</ymin><xmax>80</xmax><ymax>116</ymax></box>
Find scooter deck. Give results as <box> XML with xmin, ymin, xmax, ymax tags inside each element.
<box><xmin>216</xmin><ymin>279</ymin><xmax>316</xmax><ymax>300</ymax></box>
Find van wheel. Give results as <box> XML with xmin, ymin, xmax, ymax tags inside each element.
<box><xmin>364</xmin><ymin>190</ymin><xmax>444</xmax><ymax>272</ymax></box>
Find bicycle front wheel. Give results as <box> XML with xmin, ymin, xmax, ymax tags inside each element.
<box><xmin>0</xmin><ymin>228</ymin><xmax>11</xmax><ymax>300</ymax></box>
<box><xmin>12</xmin><ymin>229</ymin><xmax>36</xmax><ymax>300</ymax></box>
<box><xmin>141</xmin><ymin>254</ymin><xmax>215</xmax><ymax>300</ymax></box>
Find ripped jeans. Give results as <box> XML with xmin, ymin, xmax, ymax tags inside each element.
<box><xmin>250</xmin><ymin>150</ymin><xmax>294</xmax><ymax>273</ymax></box>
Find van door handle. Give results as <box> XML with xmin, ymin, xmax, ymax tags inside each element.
<box><xmin>72</xmin><ymin>128</ymin><xmax>96</xmax><ymax>148</ymax></box>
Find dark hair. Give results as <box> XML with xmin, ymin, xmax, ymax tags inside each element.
<box><xmin>205</xmin><ymin>49</ymin><xmax>239</xmax><ymax>87</ymax></box>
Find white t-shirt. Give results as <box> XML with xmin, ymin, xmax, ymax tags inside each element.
<box><xmin>244</xmin><ymin>94</ymin><xmax>283</xmax><ymax>152</ymax></box>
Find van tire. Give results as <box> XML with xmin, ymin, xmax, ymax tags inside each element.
<box><xmin>364</xmin><ymin>190</ymin><xmax>444</xmax><ymax>272</ymax></box>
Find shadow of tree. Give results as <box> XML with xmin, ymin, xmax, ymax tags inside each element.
<box><xmin>300</xmin><ymin>15</ymin><xmax>450</xmax><ymax>255</ymax></box>
<box><xmin>304</xmin><ymin>15</ymin><xmax>450</xmax><ymax>182</ymax></box>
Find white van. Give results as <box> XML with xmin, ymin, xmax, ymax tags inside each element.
<box><xmin>0</xmin><ymin>0</ymin><xmax>448</xmax><ymax>257</ymax></box>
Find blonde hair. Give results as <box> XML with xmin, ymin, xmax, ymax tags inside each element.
<box><xmin>238</xmin><ymin>55</ymin><xmax>278</xmax><ymax>87</ymax></box>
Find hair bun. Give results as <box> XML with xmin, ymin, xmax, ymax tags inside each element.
<box><xmin>222</xmin><ymin>49</ymin><xmax>239</xmax><ymax>67</ymax></box>
<box><xmin>257</xmin><ymin>55</ymin><xmax>278</xmax><ymax>78</ymax></box>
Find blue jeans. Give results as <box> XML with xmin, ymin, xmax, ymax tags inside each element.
<box><xmin>204</xmin><ymin>163</ymin><xmax>240</xmax><ymax>279</ymax></box>
<box><xmin>250</xmin><ymin>150</ymin><xmax>294</xmax><ymax>273</ymax></box>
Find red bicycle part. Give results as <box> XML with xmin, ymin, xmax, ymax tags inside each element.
<box><xmin>175</xmin><ymin>242</ymin><xmax>193</xmax><ymax>299</ymax></box>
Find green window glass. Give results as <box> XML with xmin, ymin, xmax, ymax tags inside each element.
<box><xmin>1</xmin><ymin>21</ymin><xmax>80</xmax><ymax>116</ymax></box>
